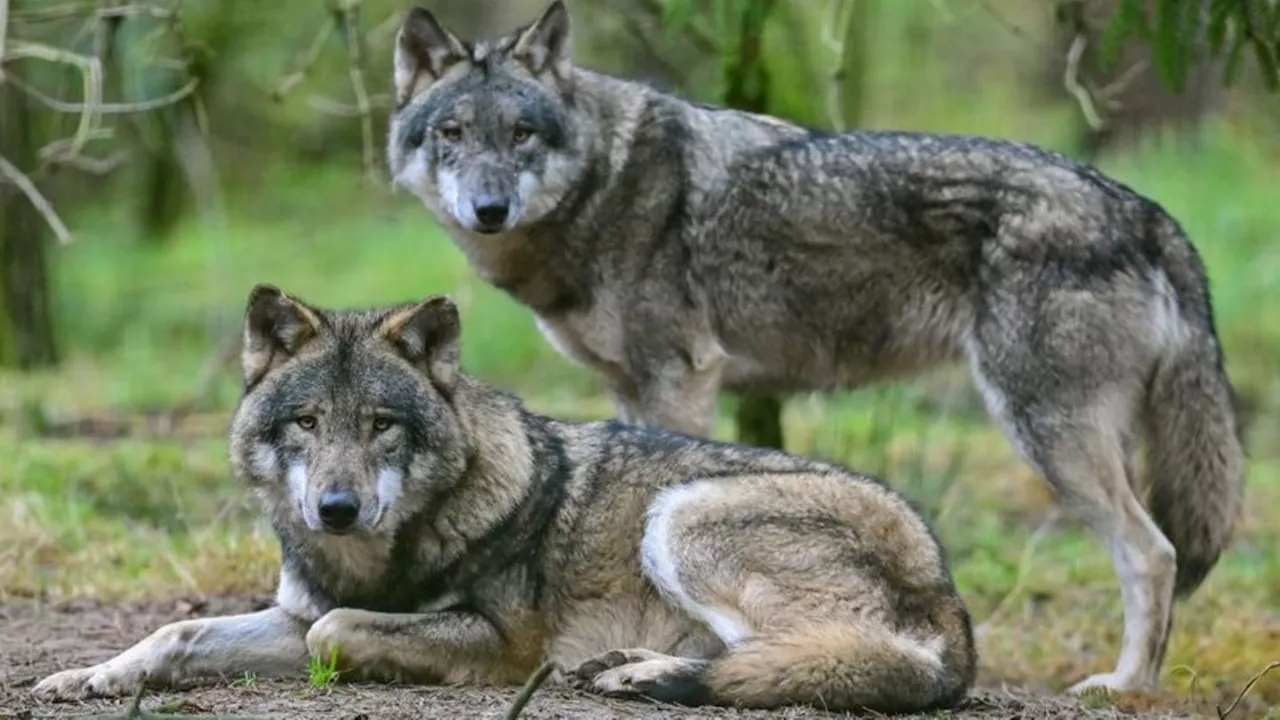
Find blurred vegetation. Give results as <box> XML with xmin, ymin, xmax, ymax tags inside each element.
<box><xmin>1</xmin><ymin>0</ymin><xmax>1279</xmax><ymax>716</ymax></box>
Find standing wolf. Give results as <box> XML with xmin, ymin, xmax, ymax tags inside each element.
<box><xmin>33</xmin><ymin>285</ymin><xmax>976</xmax><ymax>713</ymax></box>
<box><xmin>385</xmin><ymin>0</ymin><xmax>1245</xmax><ymax>694</ymax></box>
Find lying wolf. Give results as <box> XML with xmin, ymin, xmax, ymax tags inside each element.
<box><xmin>33</xmin><ymin>284</ymin><xmax>976</xmax><ymax>713</ymax></box>
<box><xmin>384</xmin><ymin>0</ymin><xmax>1246</xmax><ymax>693</ymax></box>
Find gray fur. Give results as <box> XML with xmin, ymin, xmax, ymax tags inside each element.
<box><xmin>33</xmin><ymin>286</ymin><xmax>976</xmax><ymax>714</ymax></box>
<box><xmin>386</xmin><ymin>1</ymin><xmax>1247</xmax><ymax>694</ymax></box>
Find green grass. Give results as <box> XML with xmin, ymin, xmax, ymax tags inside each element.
<box><xmin>308</xmin><ymin>649</ymin><xmax>340</xmax><ymax>691</ymax></box>
<box><xmin>1</xmin><ymin>118</ymin><xmax>1278</xmax><ymax>718</ymax></box>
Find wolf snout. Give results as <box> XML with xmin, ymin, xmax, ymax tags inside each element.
<box><xmin>318</xmin><ymin>489</ymin><xmax>361</xmax><ymax>533</ymax></box>
<box><xmin>471</xmin><ymin>195</ymin><xmax>510</xmax><ymax>233</ymax></box>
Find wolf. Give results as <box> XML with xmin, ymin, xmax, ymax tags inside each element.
<box><xmin>32</xmin><ymin>284</ymin><xmax>976</xmax><ymax>713</ymax></box>
<box><xmin>384</xmin><ymin>0</ymin><xmax>1246</xmax><ymax>695</ymax></box>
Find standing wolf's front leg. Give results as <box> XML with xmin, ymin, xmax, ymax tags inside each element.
<box><xmin>32</xmin><ymin>607</ymin><xmax>309</xmax><ymax>701</ymax></box>
<box><xmin>617</xmin><ymin>321</ymin><xmax>729</xmax><ymax>439</ymax></box>
<box><xmin>305</xmin><ymin>608</ymin><xmax>532</xmax><ymax>686</ymax></box>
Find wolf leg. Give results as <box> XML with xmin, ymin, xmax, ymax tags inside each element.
<box><xmin>32</xmin><ymin>607</ymin><xmax>309</xmax><ymax>701</ymax></box>
<box><xmin>625</xmin><ymin>474</ymin><xmax>974</xmax><ymax>712</ymax></box>
<box><xmin>304</xmin><ymin>607</ymin><xmax>526</xmax><ymax>685</ymax></box>
<box><xmin>969</xmin><ymin>360</ymin><xmax>1175</xmax><ymax>693</ymax></box>
<box><xmin>1051</xmin><ymin>439</ymin><xmax>1174</xmax><ymax>693</ymax></box>
<box><xmin>623</xmin><ymin>350</ymin><xmax>726</xmax><ymax>438</ymax></box>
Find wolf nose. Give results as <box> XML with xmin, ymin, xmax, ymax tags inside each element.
<box><xmin>472</xmin><ymin>196</ymin><xmax>509</xmax><ymax>230</ymax></box>
<box><xmin>318</xmin><ymin>490</ymin><xmax>360</xmax><ymax>532</ymax></box>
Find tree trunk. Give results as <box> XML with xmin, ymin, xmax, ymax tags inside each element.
<box><xmin>0</xmin><ymin>68</ymin><xmax>60</xmax><ymax>369</ymax></box>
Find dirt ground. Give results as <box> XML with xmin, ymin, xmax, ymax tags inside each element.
<box><xmin>1</xmin><ymin>597</ymin><xmax>1192</xmax><ymax>720</ymax></box>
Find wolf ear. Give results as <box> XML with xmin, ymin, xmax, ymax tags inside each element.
<box><xmin>512</xmin><ymin>0</ymin><xmax>573</xmax><ymax>84</ymax></box>
<box><xmin>241</xmin><ymin>284</ymin><xmax>322</xmax><ymax>390</ymax></box>
<box><xmin>394</xmin><ymin>6</ymin><xmax>469</xmax><ymax>105</ymax></box>
<box><xmin>379</xmin><ymin>295</ymin><xmax>462</xmax><ymax>398</ymax></box>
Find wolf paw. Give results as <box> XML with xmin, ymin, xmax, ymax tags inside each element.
<box><xmin>567</xmin><ymin>648</ymin><xmax>669</xmax><ymax>688</ymax></box>
<box><xmin>569</xmin><ymin>649</ymin><xmax>710</xmax><ymax>705</ymax></box>
<box><xmin>32</xmin><ymin>664</ymin><xmax>144</xmax><ymax>701</ymax></box>
<box><xmin>1067</xmin><ymin>671</ymin><xmax>1150</xmax><ymax>695</ymax></box>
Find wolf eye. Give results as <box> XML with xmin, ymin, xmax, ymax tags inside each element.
<box><xmin>372</xmin><ymin>417</ymin><xmax>395</xmax><ymax>434</ymax></box>
<box><xmin>512</xmin><ymin>124</ymin><xmax>535</xmax><ymax>144</ymax></box>
<box><xmin>406</xmin><ymin>125</ymin><xmax>426</xmax><ymax>148</ymax></box>
<box><xmin>436</xmin><ymin>123</ymin><xmax>462</xmax><ymax>142</ymax></box>
<box><xmin>296</xmin><ymin>415</ymin><xmax>317</xmax><ymax>430</ymax></box>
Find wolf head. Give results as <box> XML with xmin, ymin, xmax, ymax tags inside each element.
<box><xmin>386</xmin><ymin>1</ymin><xmax>586</xmax><ymax>236</ymax></box>
<box><xmin>229</xmin><ymin>284</ymin><xmax>469</xmax><ymax>538</ymax></box>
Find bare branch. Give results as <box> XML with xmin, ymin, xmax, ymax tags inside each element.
<box><xmin>7</xmin><ymin>73</ymin><xmax>198</xmax><ymax>114</ymax></box>
<box><xmin>1065</xmin><ymin>34</ymin><xmax>1105</xmax><ymax>130</ymax></box>
<box><xmin>822</xmin><ymin>0</ymin><xmax>853</xmax><ymax>133</ymax></box>
<box><xmin>11</xmin><ymin>3</ymin><xmax>174</xmax><ymax>24</ymax></box>
<box><xmin>306</xmin><ymin>93</ymin><xmax>390</xmax><ymax>116</ymax></box>
<box><xmin>0</xmin><ymin>0</ymin><xmax>9</xmax><ymax>84</ymax></box>
<box><xmin>272</xmin><ymin>15</ymin><xmax>336</xmax><ymax>101</ymax></box>
<box><xmin>1217</xmin><ymin>660</ymin><xmax>1280</xmax><ymax>719</ymax></box>
<box><xmin>365</xmin><ymin>11</ymin><xmax>401</xmax><ymax>49</ymax></box>
<box><xmin>1098</xmin><ymin>58</ymin><xmax>1150</xmax><ymax>107</ymax></box>
<box><xmin>0</xmin><ymin>154</ymin><xmax>75</xmax><ymax>245</ymax></box>
<box><xmin>54</xmin><ymin>149</ymin><xmax>130</xmax><ymax>174</ymax></box>
<box><xmin>338</xmin><ymin>0</ymin><xmax>377</xmax><ymax>184</ymax></box>
<box><xmin>3</xmin><ymin>39</ymin><xmax>105</xmax><ymax>162</ymax></box>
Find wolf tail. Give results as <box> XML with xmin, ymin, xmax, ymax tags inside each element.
<box><xmin>1145</xmin><ymin>210</ymin><xmax>1247</xmax><ymax>597</ymax></box>
<box><xmin>702</xmin><ymin>595</ymin><xmax>975</xmax><ymax>713</ymax></box>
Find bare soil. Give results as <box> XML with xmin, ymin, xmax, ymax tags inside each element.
<box><xmin>1</xmin><ymin>597</ymin><xmax>1189</xmax><ymax>719</ymax></box>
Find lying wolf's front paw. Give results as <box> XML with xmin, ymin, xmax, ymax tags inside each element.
<box><xmin>32</xmin><ymin>664</ymin><xmax>144</xmax><ymax>701</ymax></box>
<box><xmin>306</xmin><ymin>608</ymin><xmax>383</xmax><ymax>675</ymax></box>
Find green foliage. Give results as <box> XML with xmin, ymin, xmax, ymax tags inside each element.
<box><xmin>308</xmin><ymin>648</ymin><xmax>340</xmax><ymax>690</ymax></box>
<box><xmin>1102</xmin><ymin>0</ymin><xmax>1280</xmax><ymax>90</ymax></box>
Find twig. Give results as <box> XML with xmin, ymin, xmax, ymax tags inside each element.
<box><xmin>1097</xmin><ymin>58</ymin><xmax>1150</xmax><ymax>108</ymax></box>
<box><xmin>337</xmin><ymin>0</ymin><xmax>376</xmax><ymax>183</ymax></box>
<box><xmin>12</xmin><ymin>3</ymin><xmax>174</xmax><ymax>23</ymax></box>
<box><xmin>0</xmin><ymin>0</ymin><xmax>10</xmax><ymax>83</ymax></box>
<box><xmin>272</xmin><ymin>14</ymin><xmax>336</xmax><ymax>101</ymax></box>
<box><xmin>503</xmin><ymin>662</ymin><xmax>559</xmax><ymax>720</ymax></box>
<box><xmin>364</xmin><ymin>10</ymin><xmax>402</xmax><ymax>49</ymax></box>
<box><xmin>821</xmin><ymin>0</ymin><xmax>853</xmax><ymax>132</ymax></box>
<box><xmin>1217</xmin><ymin>660</ymin><xmax>1280</xmax><ymax>719</ymax></box>
<box><xmin>48</xmin><ymin>148</ymin><xmax>130</xmax><ymax>174</ymax></box>
<box><xmin>7</xmin><ymin>73</ymin><xmax>199</xmax><ymax>114</ymax></box>
<box><xmin>3</xmin><ymin>38</ymin><xmax>104</xmax><ymax>162</ymax></box>
<box><xmin>306</xmin><ymin>93</ymin><xmax>390</xmax><ymax>117</ymax></box>
<box><xmin>1065</xmin><ymin>34</ymin><xmax>1105</xmax><ymax>130</ymax></box>
<box><xmin>0</xmin><ymin>153</ymin><xmax>75</xmax><ymax>244</ymax></box>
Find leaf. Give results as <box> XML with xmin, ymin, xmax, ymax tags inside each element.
<box><xmin>1152</xmin><ymin>0</ymin><xmax>1187</xmax><ymax>94</ymax></box>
